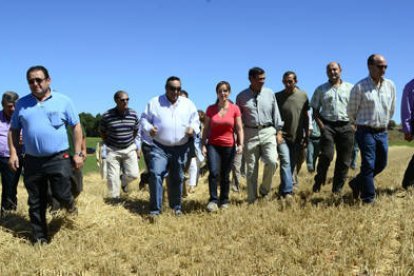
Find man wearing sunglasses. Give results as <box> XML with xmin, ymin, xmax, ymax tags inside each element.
<box><xmin>8</xmin><ymin>65</ymin><xmax>83</xmax><ymax>244</ymax></box>
<box><xmin>100</xmin><ymin>90</ymin><xmax>140</xmax><ymax>199</ymax></box>
<box><xmin>141</xmin><ymin>76</ymin><xmax>200</xmax><ymax>221</ymax></box>
<box><xmin>347</xmin><ymin>54</ymin><xmax>396</xmax><ymax>204</ymax></box>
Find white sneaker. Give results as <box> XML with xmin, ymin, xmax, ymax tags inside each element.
<box><xmin>206</xmin><ymin>202</ymin><xmax>218</xmax><ymax>213</ymax></box>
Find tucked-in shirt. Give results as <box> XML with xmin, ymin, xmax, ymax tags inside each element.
<box><xmin>206</xmin><ymin>102</ymin><xmax>241</xmax><ymax>147</ymax></box>
<box><xmin>236</xmin><ymin>87</ymin><xmax>283</xmax><ymax>130</ymax></box>
<box><xmin>275</xmin><ymin>88</ymin><xmax>309</xmax><ymax>143</ymax></box>
<box><xmin>348</xmin><ymin>76</ymin><xmax>396</xmax><ymax>128</ymax></box>
<box><xmin>11</xmin><ymin>92</ymin><xmax>79</xmax><ymax>157</ymax></box>
<box><xmin>311</xmin><ymin>81</ymin><xmax>353</xmax><ymax>122</ymax></box>
<box><xmin>0</xmin><ymin>111</ymin><xmax>12</xmax><ymax>157</ymax></box>
<box><xmin>141</xmin><ymin>95</ymin><xmax>200</xmax><ymax>146</ymax></box>
<box><xmin>401</xmin><ymin>79</ymin><xmax>414</xmax><ymax>134</ymax></box>
<box><xmin>100</xmin><ymin>107</ymin><xmax>139</xmax><ymax>149</ymax></box>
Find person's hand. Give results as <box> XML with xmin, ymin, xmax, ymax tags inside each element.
<box><xmin>185</xmin><ymin>127</ymin><xmax>194</xmax><ymax>137</ymax></box>
<box><xmin>150</xmin><ymin>126</ymin><xmax>158</xmax><ymax>137</ymax></box>
<box><xmin>276</xmin><ymin>132</ymin><xmax>284</xmax><ymax>145</ymax></box>
<box><xmin>404</xmin><ymin>133</ymin><xmax>413</xmax><ymax>142</ymax></box>
<box><xmin>236</xmin><ymin>144</ymin><xmax>243</xmax><ymax>154</ymax></box>
<box><xmin>73</xmin><ymin>154</ymin><xmax>84</xmax><ymax>170</ymax></box>
<box><xmin>8</xmin><ymin>154</ymin><xmax>19</xmax><ymax>172</ymax></box>
<box><xmin>202</xmin><ymin>145</ymin><xmax>207</xmax><ymax>157</ymax></box>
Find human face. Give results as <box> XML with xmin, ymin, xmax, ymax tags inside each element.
<box><xmin>326</xmin><ymin>62</ymin><xmax>342</xmax><ymax>84</ymax></box>
<box><xmin>115</xmin><ymin>93</ymin><xmax>129</xmax><ymax>111</ymax></box>
<box><xmin>249</xmin><ymin>73</ymin><xmax>266</xmax><ymax>92</ymax></box>
<box><xmin>27</xmin><ymin>70</ymin><xmax>51</xmax><ymax>100</ymax></box>
<box><xmin>166</xmin><ymin>80</ymin><xmax>181</xmax><ymax>104</ymax></box>
<box><xmin>368</xmin><ymin>55</ymin><xmax>387</xmax><ymax>82</ymax></box>
<box><xmin>282</xmin><ymin>74</ymin><xmax>297</xmax><ymax>92</ymax></box>
<box><xmin>2</xmin><ymin>102</ymin><xmax>15</xmax><ymax>118</ymax></box>
<box><xmin>216</xmin><ymin>84</ymin><xmax>230</xmax><ymax>104</ymax></box>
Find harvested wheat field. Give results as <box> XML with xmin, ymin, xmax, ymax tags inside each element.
<box><xmin>1</xmin><ymin>146</ymin><xmax>414</xmax><ymax>275</ymax></box>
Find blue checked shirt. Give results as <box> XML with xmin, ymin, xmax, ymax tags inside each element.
<box><xmin>347</xmin><ymin>76</ymin><xmax>396</xmax><ymax>128</ymax></box>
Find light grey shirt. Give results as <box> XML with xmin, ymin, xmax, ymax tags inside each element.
<box><xmin>236</xmin><ymin>87</ymin><xmax>283</xmax><ymax>130</ymax></box>
<box><xmin>311</xmin><ymin>81</ymin><xmax>353</xmax><ymax>122</ymax></box>
<box><xmin>348</xmin><ymin>76</ymin><xmax>396</xmax><ymax>128</ymax></box>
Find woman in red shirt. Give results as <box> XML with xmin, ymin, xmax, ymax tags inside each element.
<box><xmin>202</xmin><ymin>81</ymin><xmax>244</xmax><ymax>212</ymax></box>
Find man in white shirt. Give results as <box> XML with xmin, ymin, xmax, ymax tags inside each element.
<box><xmin>141</xmin><ymin>76</ymin><xmax>200</xmax><ymax>219</ymax></box>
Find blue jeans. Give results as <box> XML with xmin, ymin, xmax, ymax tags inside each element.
<box><xmin>207</xmin><ymin>144</ymin><xmax>235</xmax><ymax>205</ymax></box>
<box><xmin>277</xmin><ymin>141</ymin><xmax>294</xmax><ymax>195</ymax></box>
<box><xmin>1</xmin><ymin>157</ymin><xmax>22</xmax><ymax>212</ymax></box>
<box><xmin>354</xmin><ymin>129</ymin><xmax>388</xmax><ymax>203</ymax></box>
<box><xmin>306</xmin><ymin>138</ymin><xmax>320</xmax><ymax>172</ymax></box>
<box><xmin>148</xmin><ymin>141</ymin><xmax>190</xmax><ymax>215</ymax></box>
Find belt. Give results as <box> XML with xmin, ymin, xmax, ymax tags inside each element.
<box><xmin>357</xmin><ymin>125</ymin><xmax>386</xmax><ymax>133</ymax></box>
<box><xmin>321</xmin><ymin>118</ymin><xmax>350</xmax><ymax>127</ymax></box>
<box><xmin>245</xmin><ymin>124</ymin><xmax>273</xmax><ymax>130</ymax></box>
<box><xmin>25</xmin><ymin>150</ymin><xmax>69</xmax><ymax>160</ymax></box>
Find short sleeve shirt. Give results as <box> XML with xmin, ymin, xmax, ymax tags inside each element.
<box><xmin>206</xmin><ymin>103</ymin><xmax>241</xmax><ymax>147</ymax></box>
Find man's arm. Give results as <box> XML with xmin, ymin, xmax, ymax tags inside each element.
<box><xmin>8</xmin><ymin>128</ymin><xmax>21</xmax><ymax>171</ymax></box>
<box><xmin>72</xmin><ymin>123</ymin><xmax>84</xmax><ymax>169</ymax></box>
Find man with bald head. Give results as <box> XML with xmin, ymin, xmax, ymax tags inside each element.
<box><xmin>311</xmin><ymin>62</ymin><xmax>354</xmax><ymax>195</ymax></box>
<box><xmin>348</xmin><ymin>54</ymin><xmax>396</xmax><ymax>204</ymax></box>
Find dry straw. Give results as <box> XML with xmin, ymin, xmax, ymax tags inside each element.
<box><xmin>1</xmin><ymin>147</ymin><xmax>414</xmax><ymax>275</ymax></box>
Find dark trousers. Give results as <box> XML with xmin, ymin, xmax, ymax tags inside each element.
<box><xmin>314</xmin><ymin>121</ymin><xmax>354</xmax><ymax>193</ymax></box>
<box><xmin>48</xmin><ymin>157</ymin><xmax>83</xmax><ymax>210</ymax></box>
<box><xmin>1</xmin><ymin>156</ymin><xmax>22</xmax><ymax>212</ymax></box>
<box><xmin>140</xmin><ymin>142</ymin><xmax>152</xmax><ymax>185</ymax></box>
<box><xmin>207</xmin><ymin>144</ymin><xmax>235</xmax><ymax>205</ymax></box>
<box><xmin>402</xmin><ymin>154</ymin><xmax>414</xmax><ymax>189</ymax></box>
<box><xmin>24</xmin><ymin>153</ymin><xmax>74</xmax><ymax>241</ymax></box>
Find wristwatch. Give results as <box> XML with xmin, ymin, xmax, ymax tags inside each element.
<box><xmin>75</xmin><ymin>152</ymin><xmax>84</xmax><ymax>158</ymax></box>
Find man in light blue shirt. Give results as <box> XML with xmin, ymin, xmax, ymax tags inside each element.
<box><xmin>8</xmin><ymin>65</ymin><xmax>83</xmax><ymax>244</ymax></box>
<box><xmin>347</xmin><ymin>54</ymin><xmax>396</xmax><ymax>204</ymax></box>
<box><xmin>141</xmin><ymin>76</ymin><xmax>200</xmax><ymax>220</ymax></box>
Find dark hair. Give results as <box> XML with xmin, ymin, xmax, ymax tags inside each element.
<box><xmin>367</xmin><ymin>54</ymin><xmax>377</xmax><ymax>65</ymax></box>
<box><xmin>113</xmin><ymin>90</ymin><xmax>128</xmax><ymax>101</ymax></box>
<box><xmin>26</xmin><ymin>65</ymin><xmax>50</xmax><ymax>80</ymax></box>
<box><xmin>180</xmin><ymin>90</ymin><xmax>188</xmax><ymax>98</ymax></box>
<box><xmin>2</xmin><ymin>91</ymin><xmax>19</xmax><ymax>105</ymax></box>
<box><xmin>248</xmin><ymin>67</ymin><xmax>265</xmax><ymax>79</ymax></box>
<box><xmin>215</xmin><ymin>81</ymin><xmax>231</xmax><ymax>93</ymax></box>
<box><xmin>165</xmin><ymin>76</ymin><xmax>181</xmax><ymax>89</ymax></box>
<box><xmin>282</xmin><ymin>71</ymin><xmax>297</xmax><ymax>81</ymax></box>
<box><xmin>326</xmin><ymin>62</ymin><xmax>342</xmax><ymax>71</ymax></box>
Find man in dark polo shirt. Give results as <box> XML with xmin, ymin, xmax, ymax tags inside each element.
<box><xmin>100</xmin><ymin>90</ymin><xmax>140</xmax><ymax>199</ymax></box>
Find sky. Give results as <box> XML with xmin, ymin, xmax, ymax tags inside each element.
<box><xmin>1</xmin><ymin>0</ymin><xmax>413</xmax><ymax>122</ymax></box>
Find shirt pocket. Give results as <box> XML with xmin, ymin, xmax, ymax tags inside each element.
<box><xmin>47</xmin><ymin>111</ymin><xmax>65</xmax><ymax>128</ymax></box>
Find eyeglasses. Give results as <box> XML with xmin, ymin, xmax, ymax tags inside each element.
<box><xmin>28</xmin><ymin>78</ymin><xmax>47</xmax><ymax>85</ymax></box>
<box><xmin>168</xmin><ymin>85</ymin><xmax>181</xmax><ymax>92</ymax></box>
<box><xmin>376</xmin><ymin>65</ymin><xmax>388</xmax><ymax>70</ymax></box>
<box><xmin>118</xmin><ymin>98</ymin><xmax>129</xmax><ymax>102</ymax></box>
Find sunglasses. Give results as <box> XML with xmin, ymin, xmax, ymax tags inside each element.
<box><xmin>118</xmin><ymin>98</ymin><xmax>129</xmax><ymax>102</ymax></box>
<box><xmin>28</xmin><ymin>78</ymin><xmax>47</xmax><ymax>85</ymax></box>
<box><xmin>376</xmin><ymin>65</ymin><xmax>388</xmax><ymax>70</ymax></box>
<box><xmin>168</xmin><ymin>85</ymin><xmax>181</xmax><ymax>92</ymax></box>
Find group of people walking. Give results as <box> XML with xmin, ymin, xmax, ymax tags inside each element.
<box><xmin>1</xmin><ymin>53</ymin><xmax>414</xmax><ymax>244</ymax></box>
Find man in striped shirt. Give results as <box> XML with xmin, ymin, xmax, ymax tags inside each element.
<box><xmin>347</xmin><ymin>54</ymin><xmax>396</xmax><ymax>204</ymax></box>
<box><xmin>100</xmin><ymin>90</ymin><xmax>140</xmax><ymax>199</ymax></box>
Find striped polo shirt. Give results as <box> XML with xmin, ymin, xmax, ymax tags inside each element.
<box><xmin>100</xmin><ymin>107</ymin><xmax>139</xmax><ymax>149</ymax></box>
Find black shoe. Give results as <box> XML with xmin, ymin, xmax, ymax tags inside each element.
<box><xmin>312</xmin><ymin>182</ymin><xmax>321</xmax><ymax>193</ymax></box>
<box><xmin>349</xmin><ymin>178</ymin><xmax>360</xmax><ymax>199</ymax></box>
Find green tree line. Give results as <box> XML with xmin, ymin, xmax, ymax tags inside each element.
<box><xmin>79</xmin><ymin>112</ymin><xmax>101</xmax><ymax>137</ymax></box>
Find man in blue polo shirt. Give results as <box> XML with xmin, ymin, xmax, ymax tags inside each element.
<box><xmin>8</xmin><ymin>65</ymin><xmax>84</xmax><ymax>245</ymax></box>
